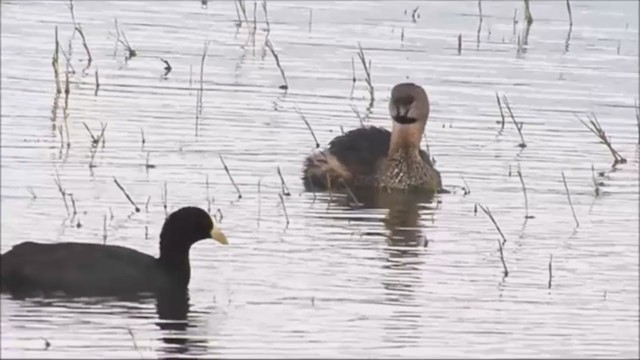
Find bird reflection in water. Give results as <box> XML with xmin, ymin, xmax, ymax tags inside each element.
<box><xmin>318</xmin><ymin>187</ymin><xmax>439</xmax><ymax>345</ymax></box>
<box><xmin>154</xmin><ymin>288</ymin><xmax>211</xmax><ymax>359</ymax></box>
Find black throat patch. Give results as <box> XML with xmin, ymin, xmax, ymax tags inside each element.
<box><xmin>393</xmin><ymin>115</ymin><xmax>418</xmax><ymax>124</ymax></box>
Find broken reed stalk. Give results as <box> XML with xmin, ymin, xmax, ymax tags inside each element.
<box><xmin>548</xmin><ymin>254</ymin><xmax>553</xmax><ymax>289</ymax></box>
<box><xmin>195</xmin><ymin>41</ymin><xmax>209</xmax><ymax>137</ymax></box>
<box><xmin>565</xmin><ymin>0</ymin><xmax>573</xmax><ymax>27</ymax></box>
<box><xmin>162</xmin><ymin>181</ymin><xmax>168</xmax><ymax>217</ymax></box>
<box><xmin>53</xmin><ymin>166</ymin><xmax>70</xmax><ymax>215</ymax></box>
<box><xmin>308</xmin><ymin>8</ymin><xmax>313</xmax><ymax>32</ymax></box>
<box><xmin>501</xmin><ymin>95</ymin><xmax>526</xmax><ymax>148</ymax></box>
<box><xmin>294</xmin><ymin>106</ymin><xmax>320</xmax><ymax>148</ymax></box>
<box><xmin>350</xmin><ymin>105</ymin><xmax>364</xmax><ymax>127</ymax></box>
<box><xmin>67</xmin><ymin>0</ymin><xmax>77</xmax><ymax>26</ymax></box>
<box><xmin>26</xmin><ymin>186</ymin><xmax>37</xmax><ymax>199</ymax></box>
<box><xmin>219</xmin><ymin>155</ymin><xmax>242</xmax><ymax>199</ymax></box>
<box><xmin>145</xmin><ymin>195</ymin><xmax>151</xmax><ymax>212</ymax></box>
<box><xmin>457</xmin><ymin>34</ymin><xmax>462</xmax><ymax>55</ymax></box>
<box><xmin>52</xmin><ymin>26</ymin><xmax>61</xmax><ymax>94</ymax></box>
<box><xmin>477</xmin><ymin>203</ymin><xmax>509</xmax><ymax>246</ymax></box>
<box><xmin>340</xmin><ymin>179</ymin><xmax>362</xmax><ymax>207</ymax></box>
<box><xmin>262</xmin><ymin>0</ymin><xmax>270</xmax><ymax>32</ymax></box>
<box><xmin>561</xmin><ymin>172</ymin><xmax>579</xmax><ymax>228</ymax></box>
<box><xmin>522</xmin><ymin>0</ymin><xmax>533</xmax><ymax>46</ymax></box>
<box><xmin>160</xmin><ymin>58</ymin><xmax>172</xmax><ymax>77</ymax></box>
<box><xmin>88</xmin><ymin>123</ymin><xmax>107</xmax><ymax>168</ymax></box>
<box><xmin>94</xmin><ymin>69</ymin><xmax>99</xmax><ymax>96</ymax></box>
<box><xmin>356</xmin><ymin>43</ymin><xmax>374</xmax><ymax>101</ymax></box>
<box><xmin>576</xmin><ymin>113</ymin><xmax>626</xmax><ymax>166</ymax></box>
<box><xmin>461</xmin><ymin>175</ymin><xmax>470</xmax><ymax>196</ymax></box>
<box><xmin>278</xmin><ymin>193</ymin><xmax>290</xmax><ymax>227</ymax></box>
<box><xmin>103</xmin><ymin>213</ymin><xmax>107</xmax><ymax>244</ymax></box>
<box><xmin>351</xmin><ymin>56</ymin><xmax>356</xmax><ymax>83</ymax></box>
<box><xmin>236</xmin><ymin>0</ymin><xmax>250</xmax><ymax>27</ymax></box>
<box><xmin>523</xmin><ymin>0</ymin><xmax>533</xmax><ymax>26</ymax></box>
<box><xmin>478</xmin><ymin>0</ymin><xmax>483</xmax><ymax>20</ymax></box>
<box><xmin>68</xmin><ymin>193</ymin><xmax>78</xmax><ymax>217</ymax></box>
<box><xmin>145</xmin><ymin>152</ymin><xmax>155</xmax><ymax>169</ymax></box>
<box><xmin>477</xmin><ymin>204</ymin><xmax>509</xmax><ymax>277</ymax></box>
<box><xmin>591</xmin><ymin>164</ymin><xmax>601</xmax><ymax>197</ymax></box>
<box><xmin>113</xmin><ymin>177</ymin><xmax>140</xmax><ymax>212</ymax></box>
<box><xmin>75</xmin><ymin>24</ymin><xmax>92</xmax><ymax>70</ymax></box>
<box><xmin>265</xmin><ymin>39</ymin><xmax>288</xmax><ymax>90</ymax></box>
<box><xmin>516</xmin><ymin>163</ymin><xmax>533</xmax><ymax>219</ymax></box>
<box><xmin>140</xmin><ymin>128</ymin><xmax>146</xmax><ymax>147</ymax></box>
<box><xmin>496</xmin><ymin>92</ymin><xmax>506</xmax><ymax>133</ymax></box>
<box><xmin>277</xmin><ymin>165</ymin><xmax>291</xmax><ymax>196</ymax></box>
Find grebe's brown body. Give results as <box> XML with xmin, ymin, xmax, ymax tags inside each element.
<box><xmin>303</xmin><ymin>83</ymin><xmax>442</xmax><ymax>193</ymax></box>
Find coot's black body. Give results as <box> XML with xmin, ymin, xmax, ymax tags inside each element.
<box><xmin>0</xmin><ymin>207</ymin><xmax>227</xmax><ymax>297</ymax></box>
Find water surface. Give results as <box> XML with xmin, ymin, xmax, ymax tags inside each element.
<box><xmin>1</xmin><ymin>1</ymin><xmax>638</xmax><ymax>358</ymax></box>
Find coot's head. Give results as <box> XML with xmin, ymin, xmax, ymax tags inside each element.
<box><xmin>388</xmin><ymin>83</ymin><xmax>430</xmax><ymax>125</ymax></box>
<box><xmin>160</xmin><ymin>207</ymin><xmax>227</xmax><ymax>256</ymax></box>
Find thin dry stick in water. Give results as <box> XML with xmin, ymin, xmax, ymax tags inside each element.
<box><xmin>294</xmin><ymin>106</ymin><xmax>320</xmax><ymax>148</ymax></box>
<box><xmin>548</xmin><ymin>254</ymin><xmax>553</xmax><ymax>289</ymax></box>
<box><xmin>591</xmin><ymin>164</ymin><xmax>601</xmax><ymax>197</ymax></box>
<box><xmin>145</xmin><ymin>196</ymin><xmax>151</xmax><ymax>212</ymax></box>
<box><xmin>350</xmin><ymin>105</ymin><xmax>364</xmax><ymax>127</ymax></box>
<box><xmin>26</xmin><ymin>186</ymin><xmax>37</xmax><ymax>199</ymax></box>
<box><xmin>565</xmin><ymin>0</ymin><xmax>573</xmax><ymax>27</ymax></box>
<box><xmin>219</xmin><ymin>155</ymin><xmax>242</xmax><ymax>199</ymax></box>
<box><xmin>351</xmin><ymin>56</ymin><xmax>356</xmax><ymax>83</ymax></box>
<box><xmin>496</xmin><ymin>92</ymin><xmax>505</xmax><ymax>133</ymax></box>
<box><xmin>103</xmin><ymin>213</ymin><xmax>107</xmax><ymax>244</ymax></box>
<box><xmin>88</xmin><ymin>123</ymin><xmax>107</xmax><ymax>168</ymax></box>
<box><xmin>53</xmin><ymin>166</ymin><xmax>70</xmax><ymax>215</ymax></box>
<box><xmin>68</xmin><ymin>193</ymin><xmax>78</xmax><ymax>217</ymax></box>
<box><xmin>561</xmin><ymin>172</ymin><xmax>579</xmax><ymax>227</ymax></box>
<box><xmin>576</xmin><ymin>113</ymin><xmax>626</xmax><ymax>166</ymax></box>
<box><xmin>477</xmin><ymin>204</ymin><xmax>509</xmax><ymax>277</ymax></box>
<box><xmin>94</xmin><ymin>69</ymin><xmax>99</xmax><ymax>96</ymax></box>
<box><xmin>460</xmin><ymin>175</ymin><xmax>470</xmax><ymax>196</ymax></box>
<box><xmin>113</xmin><ymin>177</ymin><xmax>140</xmax><ymax>212</ymax></box>
<box><xmin>457</xmin><ymin>34</ymin><xmax>462</xmax><ymax>55</ymax></box>
<box><xmin>162</xmin><ymin>181</ymin><xmax>168</xmax><ymax>217</ymax></box>
<box><xmin>477</xmin><ymin>204</ymin><xmax>509</xmax><ymax>246</ymax></box>
<box><xmin>277</xmin><ymin>165</ymin><xmax>291</xmax><ymax>196</ymax></box>
<box><xmin>340</xmin><ymin>180</ymin><xmax>362</xmax><ymax>207</ymax></box>
<box><xmin>52</xmin><ymin>26</ymin><xmax>61</xmax><ymax>94</ymax></box>
<box><xmin>517</xmin><ymin>163</ymin><xmax>533</xmax><ymax>219</ymax></box>
<box><xmin>195</xmin><ymin>41</ymin><xmax>209</xmax><ymax>137</ymax></box>
<box><xmin>501</xmin><ymin>94</ymin><xmax>526</xmax><ymax>148</ymax></box>
<box><xmin>522</xmin><ymin>0</ymin><xmax>534</xmax><ymax>46</ymax></box>
<box><xmin>262</xmin><ymin>0</ymin><xmax>270</xmax><ymax>32</ymax></box>
<box><xmin>75</xmin><ymin>24</ymin><xmax>92</xmax><ymax>71</ymax></box>
<box><xmin>278</xmin><ymin>193</ymin><xmax>290</xmax><ymax>227</ymax></box>
<box><xmin>265</xmin><ymin>39</ymin><xmax>288</xmax><ymax>90</ymax></box>
<box><xmin>356</xmin><ymin>43</ymin><xmax>374</xmax><ymax>102</ymax></box>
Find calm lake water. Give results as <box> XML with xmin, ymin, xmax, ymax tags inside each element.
<box><xmin>1</xmin><ymin>0</ymin><xmax>638</xmax><ymax>358</ymax></box>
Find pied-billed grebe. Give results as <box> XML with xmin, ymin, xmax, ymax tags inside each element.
<box><xmin>1</xmin><ymin>207</ymin><xmax>227</xmax><ymax>297</ymax></box>
<box><xmin>303</xmin><ymin>82</ymin><xmax>442</xmax><ymax>192</ymax></box>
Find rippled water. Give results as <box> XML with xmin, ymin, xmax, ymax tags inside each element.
<box><xmin>1</xmin><ymin>0</ymin><xmax>638</xmax><ymax>358</ymax></box>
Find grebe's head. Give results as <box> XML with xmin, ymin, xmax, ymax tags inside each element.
<box><xmin>388</xmin><ymin>83</ymin><xmax>430</xmax><ymax>125</ymax></box>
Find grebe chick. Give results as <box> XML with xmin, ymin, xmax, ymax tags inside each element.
<box><xmin>303</xmin><ymin>82</ymin><xmax>442</xmax><ymax>192</ymax></box>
